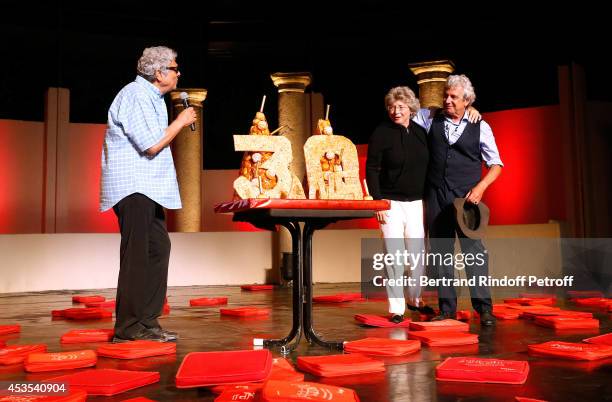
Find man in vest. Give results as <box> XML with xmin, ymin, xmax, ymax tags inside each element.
<box><xmin>414</xmin><ymin>74</ymin><xmax>503</xmax><ymax>326</ymax></box>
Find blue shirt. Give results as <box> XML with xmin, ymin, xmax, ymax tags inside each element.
<box><xmin>413</xmin><ymin>108</ymin><xmax>504</xmax><ymax>168</ymax></box>
<box><xmin>99</xmin><ymin>76</ymin><xmax>182</xmax><ymax>212</ymax></box>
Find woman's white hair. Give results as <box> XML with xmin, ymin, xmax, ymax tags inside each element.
<box><xmin>137</xmin><ymin>46</ymin><xmax>177</xmax><ymax>82</ymax></box>
<box><xmin>384</xmin><ymin>86</ymin><xmax>420</xmax><ymax>117</ymax></box>
<box><xmin>446</xmin><ymin>74</ymin><xmax>476</xmax><ymax>106</ymax></box>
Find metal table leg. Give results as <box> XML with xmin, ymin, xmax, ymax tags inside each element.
<box><xmin>302</xmin><ymin>220</ymin><xmax>345</xmax><ymax>350</ymax></box>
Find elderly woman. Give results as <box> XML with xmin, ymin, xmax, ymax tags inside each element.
<box><xmin>366</xmin><ymin>86</ymin><xmax>433</xmax><ymax>323</ymax></box>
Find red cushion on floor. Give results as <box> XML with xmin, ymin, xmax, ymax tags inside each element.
<box><xmin>209</xmin><ymin>357</ymin><xmax>304</xmax><ymax>392</ymax></box>
<box><xmin>491</xmin><ymin>306</ymin><xmax>521</xmax><ymax>320</ymax></box>
<box><xmin>297</xmin><ymin>353</ymin><xmax>385</xmax><ymax>377</ymax></box>
<box><xmin>215</xmin><ymin>388</ymin><xmax>258</xmax><ymax>401</ymax></box>
<box><xmin>46</xmin><ymin>369</ymin><xmax>160</xmax><ymax>396</ymax></box>
<box><xmin>60</xmin><ymin>329</ymin><xmax>114</xmax><ymax>344</ymax></box>
<box><xmin>72</xmin><ymin>295</ymin><xmax>106</xmax><ymax>304</ymax></box>
<box><xmin>571</xmin><ymin>297</ymin><xmax>609</xmax><ymax>307</ymax></box>
<box><xmin>0</xmin><ymin>388</ymin><xmax>88</xmax><ymax>402</ymax></box>
<box><xmin>354</xmin><ymin>314</ymin><xmax>411</xmax><ymax>328</ymax></box>
<box><xmin>520</xmin><ymin>310</ymin><xmax>593</xmax><ymax>320</ymax></box>
<box><xmin>241</xmin><ymin>285</ymin><xmax>274</xmax><ymax>291</ymax></box>
<box><xmin>435</xmin><ymin>357</ymin><xmax>529</xmax><ymax>384</ymax></box>
<box><xmin>0</xmin><ymin>344</ymin><xmax>47</xmax><ymax>365</ymax></box>
<box><xmin>97</xmin><ymin>341</ymin><xmax>176</xmax><ymax>359</ymax></box>
<box><xmin>528</xmin><ymin>341</ymin><xmax>612</xmax><ymax>360</ymax></box>
<box><xmin>62</xmin><ymin>308</ymin><xmax>113</xmax><ymax>320</ymax></box>
<box><xmin>313</xmin><ymin>293</ymin><xmax>365</xmax><ymax>303</ymax></box>
<box><xmin>504</xmin><ymin>297</ymin><xmax>555</xmax><ymax>306</ymax></box>
<box><xmin>344</xmin><ymin>337</ymin><xmax>421</xmax><ymax>356</ymax></box>
<box><xmin>409</xmin><ymin>331</ymin><xmax>479</xmax><ymax>346</ymax></box>
<box><xmin>220</xmin><ymin>307</ymin><xmax>270</xmax><ymax>317</ymax></box>
<box><xmin>84</xmin><ymin>300</ymin><xmax>116</xmax><ymax>308</ymax></box>
<box><xmin>175</xmin><ymin>349</ymin><xmax>273</xmax><ymax>388</ymax></box>
<box><xmin>25</xmin><ymin>350</ymin><xmax>97</xmax><ymax>372</ymax></box>
<box><xmin>0</xmin><ymin>325</ymin><xmax>20</xmax><ymax>336</ymax></box>
<box><xmin>409</xmin><ymin>319</ymin><xmax>469</xmax><ymax>332</ymax></box>
<box><xmin>190</xmin><ymin>297</ymin><xmax>228</xmax><ymax>307</ymax></box>
<box><xmin>515</xmin><ymin>398</ymin><xmax>548</xmax><ymax>402</ymax></box>
<box><xmin>456</xmin><ymin>310</ymin><xmax>472</xmax><ymax>321</ymax></box>
<box><xmin>583</xmin><ymin>333</ymin><xmax>612</xmax><ymax>346</ymax></box>
<box><xmin>534</xmin><ymin>316</ymin><xmax>599</xmax><ymax>329</ymax></box>
<box><xmin>261</xmin><ymin>380</ymin><xmax>360</xmax><ymax>402</ymax></box>
<box><xmin>208</xmin><ymin>383</ymin><xmax>264</xmax><ymax>395</ymax></box>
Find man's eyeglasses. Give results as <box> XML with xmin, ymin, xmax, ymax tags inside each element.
<box><xmin>166</xmin><ymin>66</ymin><xmax>179</xmax><ymax>72</ymax></box>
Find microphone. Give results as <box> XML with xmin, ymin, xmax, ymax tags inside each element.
<box><xmin>180</xmin><ymin>92</ymin><xmax>196</xmax><ymax>132</ymax></box>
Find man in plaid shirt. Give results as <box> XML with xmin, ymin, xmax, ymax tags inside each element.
<box><xmin>100</xmin><ymin>46</ymin><xmax>196</xmax><ymax>342</ymax></box>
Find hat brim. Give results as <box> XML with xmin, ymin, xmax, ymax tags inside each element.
<box><xmin>453</xmin><ymin>198</ymin><xmax>490</xmax><ymax>239</ymax></box>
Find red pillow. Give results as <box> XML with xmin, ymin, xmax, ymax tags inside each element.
<box><xmin>190</xmin><ymin>297</ymin><xmax>228</xmax><ymax>307</ymax></box>
<box><xmin>354</xmin><ymin>314</ymin><xmax>411</xmax><ymax>328</ymax></box>
<box><xmin>297</xmin><ymin>353</ymin><xmax>385</xmax><ymax>377</ymax></box>
<box><xmin>313</xmin><ymin>293</ymin><xmax>365</xmax><ymax>303</ymax></box>
<box><xmin>220</xmin><ymin>307</ymin><xmax>270</xmax><ymax>317</ymax></box>
<box><xmin>528</xmin><ymin>341</ymin><xmax>612</xmax><ymax>361</ymax></box>
<box><xmin>456</xmin><ymin>310</ymin><xmax>472</xmax><ymax>321</ymax></box>
<box><xmin>534</xmin><ymin>316</ymin><xmax>599</xmax><ymax>330</ymax></box>
<box><xmin>344</xmin><ymin>337</ymin><xmax>421</xmax><ymax>356</ymax></box>
<box><xmin>175</xmin><ymin>349</ymin><xmax>273</xmax><ymax>388</ymax></box>
<box><xmin>25</xmin><ymin>350</ymin><xmax>97</xmax><ymax>372</ymax></box>
<box><xmin>0</xmin><ymin>344</ymin><xmax>47</xmax><ymax>365</ymax></box>
<box><xmin>63</xmin><ymin>308</ymin><xmax>113</xmax><ymax>320</ymax></box>
<box><xmin>97</xmin><ymin>341</ymin><xmax>176</xmax><ymax>359</ymax></box>
<box><xmin>46</xmin><ymin>369</ymin><xmax>159</xmax><ymax>396</ymax></box>
<box><xmin>72</xmin><ymin>295</ymin><xmax>106</xmax><ymax>303</ymax></box>
<box><xmin>583</xmin><ymin>333</ymin><xmax>612</xmax><ymax>346</ymax></box>
<box><xmin>261</xmin><ymin>380</ymin><xmax>360</xmax><ymax>402</ymax></box>
<box><xmin>85</xmin><ymin>300</ymin><xmax>116</xmax><ymax>308</ymax></box>
<box><xmin>409</xmin><ymin>331</ymin><xmax>479</xmax><ymax>346</ymax></box>
<box><xmin>241</xmin><ymin>285</ymin><xmax>274</xmax><ymax>291</ymax></box>
<box><xmin>436</xmin><ymin>357</ymin><xmax>529</xmax><ymax>384</ymax></box>
<box><xmin>61</xmin><ymin>329</ymin><xmax>114</xmax><ymax>344</ymax></box>
<box><xmin>409</xmin><ymin>319</ymin><xmax>469</xmax><ymax>332</ymax></box>
<box><xmin>0</xmin><ymin>325</ymin><xmax>20</xmax><ymax>336</ymax></box>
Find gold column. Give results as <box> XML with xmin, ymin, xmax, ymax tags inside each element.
<box><xmin>270</xmin><ymin>72</ymin><xmax>312</xmax><ymax>272</ymax></box>
<box><xmin>270</xmin><ymin>72</ymin><xmax>312</xmax><ymax>181</ymax></box>
<box><xmin>169</xmin><ymin>88</ymin><xmax>207</xmax><ymax>232</ymax></box>
<box><xmin>408</xmin><ymin>60</ymin><xmax>455</xmax><ymax>108</ymax></box>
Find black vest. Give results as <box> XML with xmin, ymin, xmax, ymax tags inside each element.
<box><xmin>427</xmin><ymin>114</ymin><xmax>482</xmax><ymax>192</ymax></box>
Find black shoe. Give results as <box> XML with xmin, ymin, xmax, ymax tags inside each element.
<box><xmin>112</xmin><ymin>328</ymin><xmax>168</xmax><ymax>343</ymax></box>
<box><xmin>148</xmin><ymin>327</ymin><xmax>178</xmax><ymax>342</ymax></box>
<box><xmin>407</xmin><ymin>304</ymin><xmax>436</xmax><ymax>316</ymax></box>
<box><xmin>479</xmin><ymin>311</ymin><xmax>497</xmax><ymax>326</ymax></box>
<box><xmin>431</xmin><ymin>312</ymin><xmax>456</xmax><ymax>321</ymax></box>
<box><xmin>390</xmin><ymin>314</ymin><xmax>404</xmax><ymax>324</ymax></box>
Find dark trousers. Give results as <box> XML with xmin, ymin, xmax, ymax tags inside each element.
<box><xmin>112</xmin><ymin>193</ymin><xmax>170</xmax><ymax>338</ymax></box>
<box><xmin>425</xmin><ymin>183</ymin><xmax>492</xmax><ymax>314</ymax></box>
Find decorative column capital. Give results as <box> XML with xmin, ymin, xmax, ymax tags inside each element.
<box><xmin>270</xmin><ymin>72</ymin><xmax>312</xmax><ymax>93</ymax></box>
<box><xmin>170</xmin><ymin>88</ymin><xmax>208</xmax><ymax>106</ymax></box>
<box><xmin>408</xmin><ymin>60</ymin><xmax>455</xmax><ymax>84</ymax></box>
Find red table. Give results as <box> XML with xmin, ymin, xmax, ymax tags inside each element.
<box><xmin>215</xmin><ymin>199</ymin><xmax>389</xmax><ymax>352</ymax></box>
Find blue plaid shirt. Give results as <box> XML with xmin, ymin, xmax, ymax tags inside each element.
<box><xmin>99</xmin><ymin>75</ymin><xmax>182</xmax><ymax>212</ymax></box>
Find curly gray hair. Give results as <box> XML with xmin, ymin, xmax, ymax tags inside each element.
<box><xmin>137</xmin><ymin>46</ymin><xmax>177</xmax><ymax>82</ymax></box>
<box><xmin>446</xmin><ymin>74</ymin><xmax>476</xmax><ymax>106</ymax></box>
<box><xmin>384</xmin><ymin>86</ymin><xmax>420</xmax><ymax>117</ymax></box>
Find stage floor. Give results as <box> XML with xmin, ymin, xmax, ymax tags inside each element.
<box><xmin>0</xmin><ymin>284</ymin><xmax>610</xmax><ymax>401</ymax></box>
